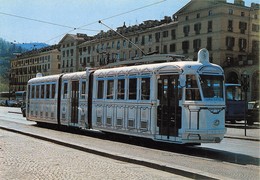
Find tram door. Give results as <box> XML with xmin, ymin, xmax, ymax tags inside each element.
<box><xmin>71</xmin><ymin>81</ymin><xmax>79</xmax><ymax>124</ymax></box>
<box><xmin>157</xmin><ymin>75</ymin><xmax>181</xmax><ymax>138</ymax></box>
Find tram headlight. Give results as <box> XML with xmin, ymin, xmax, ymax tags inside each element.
<box><xmin>213</xmin><ymin>119</ymin><xmax>220</xmax><ymax>127</ymax></box>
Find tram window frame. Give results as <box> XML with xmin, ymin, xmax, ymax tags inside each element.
<box><xmin>129</xmin><ymin>77</ymin><xmax>137</xmax><ymax>100</ymax></box>
<box><xmin>46</xmin><ymin>84</ymin><xmax>50</xmax><ymax>99</ymax></box>
<box><xmin>41</xmin><ymin>84</ymin><xmax>45</xmax><ymax>98</ymax></box>
<box><xmin>185</xmin><ymin>75</ymin><xmax>201</xmax><ymax>101</ymax></box>
<box><xmin>117</xmin><ymin>79</ymin><xmax>125</xmax><ymax>100</ymax></box>
<box><xmin>141</xmin><ymin>77</ymin><xmax>150</xmax><ymax>100</ymax></box>
<box><xmin>63</xmin><ymin>82</ymin><xmax>68</xmax><ymax>99</ymax></box>
<box><xmin>31</xmin><ymin>85</ymin><xmax>35</xmax><ymax>99</ymax></box>
<box><xmin>81</xmin><ymin>80</ymin><xmax>86</xmax><ymax>99</ymax></box>
<box><xmin>36</xmin><ymin>85</ymin><xmax>40</xmax><ymax>99</ymax></box>
<box><xmin>97</xmin><ymin>80</ymin><xmax>104</xmax><ymax>99</ymax></box>
<box><xmin>51</xmin><ymin>84</ymin><xmax>56</xmax><ymax>99</ymax></box>
<box><xmin>107</xmin><ymin>79</ymin><xmax>114</xmax><ymax>99</ymax></box>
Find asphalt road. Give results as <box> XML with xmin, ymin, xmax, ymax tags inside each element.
<box><xmin>0</xmin><ymin>106</ymin><xmax>259</xmax><ymax>179</ymax></box>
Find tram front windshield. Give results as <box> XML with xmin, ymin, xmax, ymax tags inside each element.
<box><xmin>200</xmin><ymin>75</ymin><xmax>224</xmax><ymax>100</ymax></box>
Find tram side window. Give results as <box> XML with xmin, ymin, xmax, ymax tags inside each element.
<box><xmin>107</xmin><ymin>80</ymin><xmax>114</xmax><ymax>99</ymax></box>
<box><xmin>81</xmin><ymin>81</ymin><xmax>86</xmax><ymax>99</ymax></box>
<box><xmin>51</xmin><ymin>84</ymin><xmax>56</xmax><ymax>99</ymax></box>
<box><xmin>97</xmin><ymin>80</ymin><xmax>104</xmax><ymax>99</ymax></box>
<box><xmin>186</xmin><ymin>75</ymin><xmax>201</xmax><ymax>100</ymax></box>
<box><xmin>41</xmin><ymin>84</ymin><xmax>45</xmax><ymax>98</ymax></box>
<box><xmin>141</xmin><ymin>78</ymin><xmax>150</xmax><ymax>100</ymax></box>
<box><xmin>129</xmin><ymin>78</ymin><xmax>137</xmax><ymax>100</ymax></box>
<box><xmin>63</xmin><ymin>82</ymin><xmax>68</xmax><ymax>99</ymax></box>
<box><xmin>46</xmin><ymin>84</ymin><xmax>50</xmax><ymax>98</ymax></box>
<box><xmin>36</xmin><ymin>85</ymin><xmax>40</xmax><ymax>99</ymax></box>
<box><xmin>117</xmin><ymin>79</ymin><xmax>125</xmax><ymax>100</ymax></box>
<box><xmin>31</xmin><ymin>85</ymin><xmax>35</xmax><ymax>98</ymax></box>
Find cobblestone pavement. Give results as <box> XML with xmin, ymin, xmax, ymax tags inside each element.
<box><xmin>0</xmin><ymin>129</ymin><xmax>190</xmax><ymax>180</ymax></box>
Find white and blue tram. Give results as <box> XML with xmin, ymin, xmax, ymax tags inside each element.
<box><xmin>26</xmin><ymin>49</ymin><xmax>226</xmax><ymax>144</ymax></box>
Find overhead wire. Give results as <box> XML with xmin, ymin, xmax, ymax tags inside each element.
<box><xmin>1</xmin><ymin>0</ymin><xmax>166</xmax><ymax>44</ymax></box>
<box><xmin>45</xmin><ymin>0</ymin><xmax>166</xmax><ymax>44</ymax></box>
<box><xmin>0</xmin><ymin>11</ymin><xmax>99</xmax><ymax>32</ymax></box>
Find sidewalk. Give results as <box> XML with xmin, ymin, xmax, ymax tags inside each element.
<box><xmin>225</xmin><ymin>126</ymin><xmax>260</xmax><ymax>141</ymax></box>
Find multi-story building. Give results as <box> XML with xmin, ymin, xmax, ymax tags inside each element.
<box><xmin>59</xmin><ymin>33</ymin><xmax>93</xmax><ymax>73</ymax></box>
<box><xmin>77</xmin><ymin>0</ymin><xmax>259</xmax><ymax>101</ymax></box>
<box><xmin>174</xmin><ymin>0</ymin><xmax>259</xmax><ymax>100</ymax></box>
<box><xmin>10</xmin><ymin>45</ymin><xmax>60</xmax><ymax>91</ymax></box>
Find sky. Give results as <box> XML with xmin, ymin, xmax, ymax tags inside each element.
<box><xmin>0</xmin><ymin>0</ymin><xmax>257</xmax><ymax>45</ymax></box>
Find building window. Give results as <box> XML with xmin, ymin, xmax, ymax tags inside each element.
<box><xmin>135</xmin><ymin>37</ymin><xmax>139</xmax><ymax>44</ymax></box>
<box><xmin>183</xmin><ymin>25</ymin><xmax>190</xmax><ymax>37</ymax></box>
<box><xmin>241</xmin><ymin>12</ymin><xmax>245</xmax><ymax>16</ymax></box>
<box><xmin>155</xmin><ymin>32</ymin><xmax>160</xmax><ymax>42</ymax></box>
<box><xmin>193</xmin><ymin>39</ymin><xmax>201</xmax><ymax>52</ymax></box>
<box><xmin>239</xmin><ymin>21</ymin><xmax>247</xmax><ymax>34</ymax></box>
<box><xmin>194</xmin><ymin>23</ymin><xmax>201</xmax><ymax>35</ymax></box>
<box><xmin>185</xmin><ymin>16</ymin><xmax>189</xmax><ymax>20</ymax></box>
<box><xmin>141</xmin><ymin>36</ymin><xmax>145</xmax><ymax>45</ymax></box>
<box><xmin>208</xmin><ymin>10</ymin><xmax>213</xmax><ymax>16</ymax></box>
<box><xmin>163</xmin><ymin>45</ymin><xmax>167</xmax><ymax>54</ymax></box>
<box><xmin>226</xmin><ymin>37</ymin><xmax>235</xmax><ymax>51</ymax></box>
<box><xmin>182</xmin><ymin>41</ymin><xmax>189</xmax><ymax>54</ymax></box>
<box><xmin>252</xmin><ymin>24</ymin><xmax>259</xmax><ymax>32</ymax></box>
<box><xmin>117</xmin><ymin>40</ymin><xmax>120</xmax><ymax>50</ymax></box>
<box><xmin>228</xmin><ymin>9</ymin><xmax>233</xmax><ymax>15</ymax></box>
<box><xmin>239</xmin><ymin>38</ymin><xmax>247</xmax><ymax>52</ymax></box>
<box><xmin>171</xmin><ymin>29</ymin><xmax>176</xmax><ymax>40</ymax></box>
<box><xmin>207</xmin><ymin>37</ymin><xmax>212</xmax><ymax>51</ymax></box>
<box><xmin>148</xmin><ymin>34</ymin><xmax>152</xmax><ymax>42</ymax></box>
<box><xmin>208</xmin><ymin>21</ymin><xmax>212</xmax><ymax>32</ymax></box>
<box><xmin>228</xmin><ymin>20</ymin><xmax>233</xmax><ymax>32</ymax></box>
<box><xmin>196</xmin><ymin>13</ymin><xmax>200</xmax><ymax>18</ymax></box>
<box><xmin>170</xmin><ymin>44</ymin><xmax>176</xmax><ymax>52</ymax></box>
<box><xmin>156</xmin><ymin>46</ymin><xmax>160</xmax><ymax>53</ymax></box>
<box><xmin>163</xmin><ymin>30</ymin><xmax>168</xmax><ymax>38</ymax></box>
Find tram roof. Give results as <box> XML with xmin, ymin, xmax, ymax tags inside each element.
<box><xmin>94</xmin><ymin>60</ymin><xmax>223</xmax><ymax>76</ymax></box>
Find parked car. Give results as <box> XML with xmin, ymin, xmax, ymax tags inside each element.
<box><xmin>247</xmin><ymin>101</ymin><xmax>259</xmax><ymax>125</ymax></box>
<box><xmin>21</xmin><ymin>102</ymin><xmax>26</xmax><ymax>117</ymax></box>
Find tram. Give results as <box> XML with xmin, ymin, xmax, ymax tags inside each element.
<box><xmin>25</xmin><ymin>48</ymin><xmax>226</xmax><ymax>144</ymax></box>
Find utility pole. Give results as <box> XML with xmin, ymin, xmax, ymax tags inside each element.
<box><xmin>241</xmin><ymin>73</ymin><xmax>249</xmax><ymax>136</ymax></box>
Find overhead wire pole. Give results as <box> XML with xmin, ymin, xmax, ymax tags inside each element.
<box><xmin>98</xmin><ymin>20</ymin><xmax>147</xmax><ymax>56</ymax></box>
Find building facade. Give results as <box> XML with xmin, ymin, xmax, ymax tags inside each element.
<box><xmin>59</xmin><ymin>33</ymin><xmax>93</xmax><ymax>73</ymax></box>
<box><xmin>77</xmin><ymin>0</ymin><xmax>259</xmax><ymax>101</ymax></box>
<box><xmin>10</xmin><ymin>45</ymin><xmax>60</xmax><ymax>92</ymax></box>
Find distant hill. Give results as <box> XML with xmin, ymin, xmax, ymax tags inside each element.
<box><xmin>17</xmin><ymin>42</ymin><xmax>49</xmax><ymax>50</ymax></box>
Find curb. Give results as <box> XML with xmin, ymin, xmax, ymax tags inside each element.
<box><xmin>224</xmin><ymin>135</ymin><xmax>260</xmax><ymax>142</ymax></box>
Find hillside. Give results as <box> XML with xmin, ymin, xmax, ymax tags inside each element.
<box><xmin>0</xmin><ymin>38</ymin><xmax>49</xmax><ymax>91</ymax></box>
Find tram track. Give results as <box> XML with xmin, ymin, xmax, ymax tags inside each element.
<box><xmin>0</xmin><ymin>121</ymin><xmax>225</xmax><ymax>180</ymax></box>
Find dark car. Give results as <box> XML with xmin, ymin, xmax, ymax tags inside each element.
<box><xmin>247</xmin><ymin>101</ymin><xmax>259</xmax><ymax>125</ymax></box>
<box><xmin>21</xmin><ymin>102</ymin><xmax>26</xmax><ymax>117</ymax></box>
